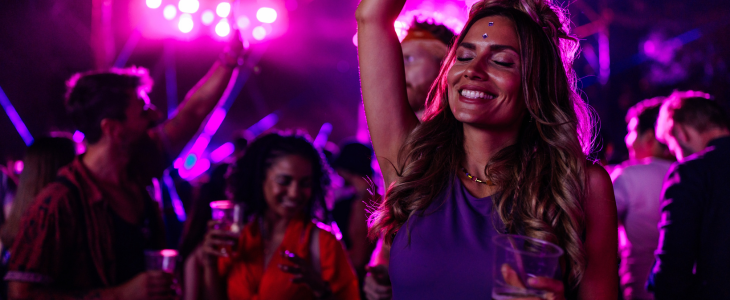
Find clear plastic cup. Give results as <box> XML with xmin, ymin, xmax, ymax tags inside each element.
<box><xmin>491</xmin><ymin>234</ymin><xmax>564</xmax><ymax>299</ymax></box>
<box><xmin>144</xmin><ymin>249</ymin><xmax>178</xmax><ymax>273</ymax></box>
<box><xmin>210</xmin><ymin>200</ymin><xmax>243</xmax><ymax>256</ymax></box>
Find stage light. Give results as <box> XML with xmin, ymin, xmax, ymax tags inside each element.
<box><xmin>146</xmin><ymin>0</ymin><xmax>162</xmax><ymax>9</ymax></box>
<box><xmin>256</xmin><ymin>7</ymin><xmax>277</xmax><ymax>23</ymax></box>
<box><xmin>201</xmin><ymin>10</ymin><xmax>214</xmax><ymax>25</ymax></box>
<box><xmin>163</xmin><ymin>5</ymin><xmax>177</xmax><ymax>20</ymax></box>
<box><xmin>216</xmin><ymin>2</ymin><xmax>231</xmax><ymax>18</ymax></box>
<box><xmin>215</xmin><ymin>19</ymin><xmax>231</xmax><ymax>37</ymax></box>
<box><xmin>252</xmin><ymin>26</ymin><xmax>266</xmax><ymax>40</ymax></box>
<box><xmin>178</xmin><ymin>0</ymin><xmax>199</xmax><ymax>14</ymax></box>
<box><xmin>210</xmin><ymin>142</ymin><xmax>234</xmax><ymax>163</ymax></box>
<box><xmin>236</xmin><ymin>16</ymin><xmax>250</xmax><ymax>29</ymax></box>
<box><xmin>179</xmin><ymin>13</ymin><xmax>194</xmax><ymax>33</ymax></box>
<box><xmin>72</xmin><ymin>130</ymin><xmax>85</xmax><ymax>143</ymax></box>
<box><xmin>14</xmin><ymin>161</ymin><xmax>23</xmax><ymax>174</ymax></box>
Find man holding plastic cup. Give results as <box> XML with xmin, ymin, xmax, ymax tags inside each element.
<box><xmin>5</xmin><ymin>36</ymin><xmax>244</xmax><ymax>299</ymax></box>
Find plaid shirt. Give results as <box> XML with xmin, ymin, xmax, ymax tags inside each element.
<box><xmin>5</xmin><ymin>131</ymin><xmax>168</xmax><ymax>290</ymax></box>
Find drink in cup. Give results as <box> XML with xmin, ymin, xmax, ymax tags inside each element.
<box><xmin>210</xmin><ymin>200</ymin><xmax>243</xmax><ymax>256</ymax></box>
<box><xmin>491</xmin><ymin>234</ymin><xmax>564</xmax><ymax>299</ymax></box>
<box><xmin>144</xmin><ymin>249</ymin><xmax>178</xmax><ymax>273</ymax></box>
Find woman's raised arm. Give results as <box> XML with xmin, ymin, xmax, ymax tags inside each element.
<box><xmin>356</xmin><ymin>0</ymin><xmax>420</xmax><ymax>186</ymax></box>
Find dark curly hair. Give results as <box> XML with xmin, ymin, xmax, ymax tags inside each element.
<box><xmin>227</xmin><ymin>131</ymin><xmax>332</xmax><ymax>222</ymax></box>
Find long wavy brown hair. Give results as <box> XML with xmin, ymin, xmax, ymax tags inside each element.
<box><xmin>368</xmin><ymin>0</ymin><xmax>595</xmax><ymax>288</ymax></box>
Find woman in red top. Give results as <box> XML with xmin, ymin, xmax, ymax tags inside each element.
<box><xmin>184</xmin><ymin>132</ymin><xmax>359</xmax><ymax>300</ymax></box>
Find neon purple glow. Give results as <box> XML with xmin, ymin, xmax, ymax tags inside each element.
<box><xmin>151</xmin><ymin>178</ymin><xmax>163</xmax><ymax>208</ymax></box>
<box><xmin>72</xmin><ymin>130</ymin><xmax>85</xmax><ymax>143</ymax></box>
<box><xmin>163</xmin><ymin>5</ymin><xmax>177</xmax><ymax>20</ymax></box>
<box><xmin>14</xmin><ymin>161</ymin><xmax>23</xmax><ymax>174</ymax></box>
<box><xmin>247</xmin><ymin>113</ymin><xmax>279</xmax><ymax>136</ymax></box>
<box><xmin>210</xmin><ymin>200</ymin><xmax>233</xmax><ymax>210</ymax></box>
<box><xmin>160</xmin><ymin>249</ymin><xmax>179</xmax><ymax>257</ymax></box>
<box><xmin>163</xmin><ymin>170</ymin><xmax>187</xmax><ymax>221</ymax></box>
<box><xmin>216</xmin><ymin>2</ymin><xmax>231</xmax><ymax>18</ymax></box>
<box><xmin>204</xmin><ymin>108</ymin><xmax>227</xmax><ymax>135</ymax></box>
<box><xmin>178</xmin><ymin>13</ymin><xmax>194</xmax><ymax>33</ymax></box>
<box><xmin>174</xmin><ymin>158</ymin><xmax>183</xmax><ymax>169</ymax></box>
<box><xmin>187</xmin><ymin>135</ymin><xmax>211</xmax><ymax>162</ymax></box>
<box><xmin>598</xmin><ymin>31</ymin><xmax>610</xmax><ymax>85</ymax></box>
<box><xmin>237</xmin><ymin>16</ymin><xmax>250</xmax><ymax>29</ymax></box>
<box><xmin>256</xmin><ymin>7</ymin><xmax>277</xmax><ymax>24</ymax></box>
<box><xmin>215</xmin><ymin>19</ymin><xmax>231</xmax><ymax>37</ymax></box>
<box><xmin>146</xmin><ymin>0</ymin><xmax>162</xmax><ymax>9</ymax></box>
<box><xmin>0</xmin><ymin>86</ymin><xmax>33</xmax><ymax>146</ymax></box>
<box><xmin>210</xmin><ymin>142</ymin><xmax>234</xmax><ymax>163</ymax></box>
<box><xmin>179</xmin><ymin>157</ymin><xmax>210</xmax><ymax>179</ymax></box>
<box><xmin>178</xmin><ymin>0</ymin><xmax>199</xmax><ymax>14</ymax></box>
<box><xmin>314</xmin><ymin>123</ymin><xmax>333</xmax><ymax>149</ymax></box>
<box><xmin>252</xmin><ymin>26</ymin><xmax>266</xmax><ymax>40</ymax></box>
<box><xmin>201</xmin><ymin>10</ymin><xmax>214</xmax><ymax>25</ymax></box>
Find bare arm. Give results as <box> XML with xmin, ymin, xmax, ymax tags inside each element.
<box><xmin>578</xmin><ymin>165</ymin><xmax>619</xmax><ymax>299</ymax></box>
<box><xmin>161</xmin><ymin>38</ymin><xmax>243</xmax><ymax>158</ymax></box>
<box><xmin>356</xmin><ymin>0</ymin><xmax>419</xmax><ymax>186</ymax></box>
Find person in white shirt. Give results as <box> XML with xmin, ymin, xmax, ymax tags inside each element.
<box><xmin>611</xmin><ymin>97</ymin><xmax>675</xmax><ymax>300</ymax></box>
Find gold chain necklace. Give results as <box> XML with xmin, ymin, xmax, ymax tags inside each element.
<box><xmin>461</xmin><ymin>167</ymin><xmax>494</xmax><ymax>186</ymax></box>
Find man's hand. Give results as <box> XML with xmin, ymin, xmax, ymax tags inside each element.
<box><xmin>115</xmin><ymin>271</ymin><xmax>178</xmax><ymax>300</ymax></box>
<box><xmin>363</xmin><ymin>265</ymin><xmax>392</xmax><ymax>300</ymax></box>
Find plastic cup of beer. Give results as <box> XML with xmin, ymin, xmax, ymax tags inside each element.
<box><xmin>210</xmin><ymin>200</ymin><xmax>243</xmax><ymax>256</ymax></box>
<box><xmin>144</xmin><ymin>249</ymin><xmax>178</xmax><ymax>273</ymax></box>
<box><xmin>491</xmin><ymin>234</ymin><xmax>564</xmax><ymax>299</ymax></box>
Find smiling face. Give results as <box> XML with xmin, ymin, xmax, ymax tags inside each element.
<box><xmin>263</xmin><ymin>154</ymin><xmax>314</xmax><ymax>219</ymax></box>
<box><xmin>447</xmin><ymin>16</ymin><xmax>525</xmax><ymax>129</ymax></box>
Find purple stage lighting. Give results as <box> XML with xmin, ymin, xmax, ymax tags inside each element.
<box><xmin>162</xmin><ymin>169</ymin><xmax>187</xmax><ymax>221</ymax></box>
<box><xmin>237</xmin><ymin>16</ymin><xmax>250</xmax><ymax>29</ymax></box>
<box><xmin>72</xmin><ymin>130</ymin><xmax>85</xmax><ymax>143</ymax></box>
<box><xmin>178</xmin><ymin>0</ymin><xmax>200</xmax><ymax>14</ymax></box>
<box><xmin>314</xmin><ymin>123</ymin><xmax>333</xmax><ymax>149</ymax></box>
<box><xmin>201</xmin><ymin>10</ymin><xmax>215</xmax><ymax>25</ymax></box>
<box><xmin>14</xmin><ymin>161</ymin><xmax>23</xmax><ymax>174</ymax></box>
<box><xmin>179</xmin><ymin>157</ymin><xmax>210</xmax><ymax>179</ymax></box>
<box><xmin>256</xmin><ymin>7</ymin><xmax>277</xmax><ymax>24</ymax></box>
<box><xmin>147</xmin><ymin>0</ymin><xmax>162</xmax><ymax>9</ymax></box>
<box><xmin>252</xmin><ymin>26</ymin><xmax>266</xmax><ymax>40</ymax></box>
<box><xmin>210</xmin><ymin>142</ymin><xmax>234</xmax><ymax>163</ymax></box>
<box><xmin>216</xmin><ymin>2</ymin><xmax>231</xmax><ymax>18</ymax></box>
<box><xmin>204</xmin><ymin>108</ymin><xmax>227</xmax><ymax>135</ymax></box>
<box><xmin>163</xmin><ymin>4</ymin><xmax>177</xmax><ymax>20</ymax></box>
<box><xmin>0</xmin><ymin>86</ymin><xmax>33</xmax><ymax>146</ymax></box>
<box><xmin>178</xmin><ymin>13</ymin><xmax>194</xmax><ymax>33</ymax></box>
<box><xmin>215</xmin><ymin>19</ymin><xmax>231</xmax><ymax>37</ymax></box>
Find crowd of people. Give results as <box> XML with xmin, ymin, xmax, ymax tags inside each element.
<box><xmin>0</xmin><ymin>0</ymin><xmax>728</xmax><ymax>299</ymax></box>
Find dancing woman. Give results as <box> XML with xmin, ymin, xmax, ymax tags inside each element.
<box><xmin>356</xmin><ymin>0</ymin><xmax>618</xmax><ymax>299</ymax></box>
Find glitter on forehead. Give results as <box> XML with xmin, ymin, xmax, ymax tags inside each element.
<box><xmin>482</xmin><ymin>33</ymin><xmax>488</xmax><ymax>39</ymax></box>
<box><xmin>489</xmin><ymin>22</ymin><xmax>494</xmax><ymax>26</ymax></box>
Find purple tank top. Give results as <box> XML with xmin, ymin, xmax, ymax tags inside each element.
<box><xmin>390</xmin><ymin>176</ymin><xmax>504</xmax><ymax>299</ymax></box>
